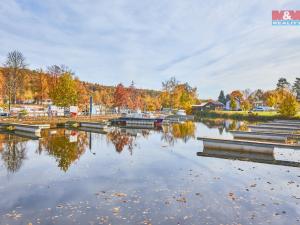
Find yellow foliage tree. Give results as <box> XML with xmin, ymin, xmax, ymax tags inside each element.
<box><xmin>278</xmin><ymin>92</ymin><xmax>298</xmax><ymax>117</ymax></box>
<box><xmin>49</xmin><ymin>73</ymin><xmax>78</xmax><ymax>107</ymax></box>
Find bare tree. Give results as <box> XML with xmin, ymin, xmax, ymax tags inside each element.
<box><xmin>47</xmin><ymin>64</ymin><xmax>73</xmax><ymax>86</ymax></box>
<box><xmin>3</xmin><ymin>51</ymin><xmax>27</xmax><ymax>110</ymax></box>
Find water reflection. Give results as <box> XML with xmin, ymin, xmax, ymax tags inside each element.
<box><xmin>161</xmin><ymin>121</ymin><xmax>196</xmax><ymax>145</ymax></box>
<box><xmin>1</xmin><ymin>121</ymin><xmax>300</xmax><ymax>225</ymax></box>
<box><xmin>0</xmin><ymin>135</ymin><xmax>27</xmax><ymax>174</ymax></box>
<box><xmin>38</xmin><ymin>130</ymin><xmax>89</xmax><ymax>172</ymax></box>
<box><xmin>200</xmin><ymin>118</ymin><xmax>248</xmax><ymax>134</ymax></box>
<box><xmin>106</xmin><ymin>128</ymin><xmax>136</xmax><ymax>153</ymax></box>
<box><xmin>0</xmin><ymin>122</ymin><xmax>198</xmax><ymax>173</ymax></box>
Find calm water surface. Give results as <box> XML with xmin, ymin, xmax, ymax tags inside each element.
<box><xmin>0</xmin><ymin>120</ymin><xmax>299</xmax><ymax>225</ymax></box>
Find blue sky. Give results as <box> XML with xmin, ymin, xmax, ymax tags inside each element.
<box><xmin>1</xmin><ymin>0</ymin><xmax>300</xmax><ymax>98</ymax></box>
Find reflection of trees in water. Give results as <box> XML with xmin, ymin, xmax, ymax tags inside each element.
<box><xmin>201</xmin><ymin>119</ymin><xmax>249</xmax><ymax>133</ymax></box>
<box><xmin>0</xmin><ymin>135</ymin><xmax>27</xmax><ymax>174</ymax></box>
<box><xmin>200</xmin><ymin>118</ymin><xmax>225</xmax><ymax>129</ymax></box>
<box><xmin>106</xmin><ymin>128</ymin><xmax>135</xmax><ymax>153</ymax></box>
<box><xmin>106</xmin><ymin>128</ymin><xmax>152</xmax><ymax>153</ymax></box>
<box><xmin>39</xmin><ymin>129</ymin><xmax>89</xmax><ymax>172</ymax></box>
<box><xmin>218</xmin><ymin>127</ymin><xmax>224</xmax><ymax>135</ymax></box>
<box><xmin>162</xmin><ymin>121</ymin><xmax>196</xmax><ymax>145</ymax></box>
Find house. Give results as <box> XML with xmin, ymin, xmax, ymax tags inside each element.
<box><xmin>192</xmin><ymin>101</ymin><xmax>224</xmax><ymax>113</ymax></box>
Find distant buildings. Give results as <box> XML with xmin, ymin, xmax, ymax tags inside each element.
<box><xmin>192</xmin><ymin>101</ymin><xmax>224</xmax><ymax>113</ymax></box>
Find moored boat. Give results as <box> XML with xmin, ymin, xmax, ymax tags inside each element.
<box><xmin>111</xmin><ymin>110</ymin><xmax>163</xmax><ymax>128</ymax></box>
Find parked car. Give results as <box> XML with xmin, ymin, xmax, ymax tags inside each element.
<box><xmin>0</xmin><ymin>112</ymin><xmax>9</xmax><ymax>117</ymax></box>
<box><xmin>0</xmin><ymin>108</ymin><xmax>9</xmax><ymax>117</ymax></box>
<box><xmin>253</xmin><ymin>106</ymin><xmax>275</xmax><ymax>112</ymax></box>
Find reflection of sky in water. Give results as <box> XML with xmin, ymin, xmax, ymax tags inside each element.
<box><xmin>0</xmin><ymin>121</ymin><xmax>299</xmax><ymax>225</ymax></box>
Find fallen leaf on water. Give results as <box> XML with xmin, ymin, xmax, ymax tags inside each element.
<box><xmin>176</xmin><ymin>197</ymin><xmax>187</xmax><ymax>203</ymax></box>
<box><xmin>112</xmin><ymin>193</ymin><xmax>127</xmax><ymax>197</ymax></box>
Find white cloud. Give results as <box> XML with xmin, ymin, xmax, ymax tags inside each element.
<box><xmin>1</xmin><ymin>0</ymin><xmax>300</xmax><ymax>98</ymax></box>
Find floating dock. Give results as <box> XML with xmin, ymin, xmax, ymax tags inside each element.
<box><xmin>274</xmin><ymin>120</ymin><xmax>300</xmax><ymax>124</ymax></box>
<box><xmin>196</xmin><ymin>149</ymin><xmax>300</xmax><ymax>168</ymax></box>
<box><xmin>0</xmin><ymin>123</ymin><xmax>50</xmax><ymax>135</ymax></box>
<box><xmin>197</xmin><ymin>137</ymin><xmax>300</xmax><ymax>154</ymax></box>
<box><xmin>230</xmin><ymin>131</ymin><xmax>300</xmax><ymax>142</ymax></box>
<box><xmin>79</xmin><ymin>121</ymin><xmax>108</xmax><ymax>129</ymax></box>
<box><xmin>164</xmin><ymin>115</ymin><xmax>194</xmax><ymax>123</ymax></box>
<box><xmin>258</xmin><ymin>123</ymin><xmax>300</xmax><ymax>128</ymax></box>
<box><xmin>248</xmin><ymin>125</ymin><xmax>300</xmax><ymax>133</ymax></box>
<box><xmin>0</xmin><ymin>130</ymin><xmax>42</xmax><ymax>139</ymax></box>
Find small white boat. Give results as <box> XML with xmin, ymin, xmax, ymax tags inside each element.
<box><xmin>176</xmin><ymin>109</ymin><xmax>187</xmax><ymax>116</ymax></box>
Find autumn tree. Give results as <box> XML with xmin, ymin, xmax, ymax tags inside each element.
<box><xmin>144</xmin><ymin>95</ymin><xmax>160</xmax><ymax>111</ymax></box>
<box><xmin>32</xmin><ymin>69</ymin><xmax>50</xmax><ymax>104</ymax></box>
<box><xmin>113</xmin><ymin>83</ymin><xmax>129</xmax><ymax>110</ymax></box>
<box><xmin>49</xmin><ymin>72</ymin><xmax>78</xmax><ymax>108</ymax></box>
<box><xmin>128</xmin><ymin>81</ymin><xmax>143</xmax><ymax>110</ymax></box>
<box><xmin>76</xmin><ymin>78</ymin><xmax>89</xmax><ymax>108</ymax></box>
<box><xmin>278</xmin><ymin>92</ymin><xmax>298</xmax><ymax>117</ymax></box>
<box><xmin>263</xmin><ymin>90</ymin><xmax>278</xmax><ymax>108</ymax></box>
<box><xmin>160</xmin><ymin>77</ymin><xmax>197</xmax><ymax>113</ymax></box>
<box><xmin>240</xmin><ymin>99</ymin><xmax>251</xmax><ymax>111</ymax></box>
<box><xmin>230</xmin><ymin>97</ymin><xmax>237</xmax><ymax>110</ymax></box>
<box><xmin>47</xmin><ymin>64</ymin><xmax>72</xmax><ymax>87</ymax></box>
<box><xmin>230</xmin><ymin>90</ymin><xmax>244</xmax><ymax>102</ymax></box>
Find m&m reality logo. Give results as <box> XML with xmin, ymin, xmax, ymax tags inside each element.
<box><xmin>272</xmin><ymin>10</ymin><xmax>300</xmax><ymax>26</ymax></box>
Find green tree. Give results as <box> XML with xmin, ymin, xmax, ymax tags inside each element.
<box><xmin>278</xmin><ymin>92</ymin><xmax>298</xmax><ymax>117</ymax></box>
<box><xmin>293</xmin><ymin>77</ymin><xmax>300</xmax><ymax>100</ymax></box>
<box><xmin>50</xmin><ymin>72</ymin><xmax>78</xmax><ymax>107</ymax></box>
<box><xmin>218</xmin><ymin>90</ymin><xmax>226</xmax><ymax>104</ymax></box>
<box><xmin>277</xmin><ymin>77</ymin><xmax>290</xmax><ymax>90</ymax></box>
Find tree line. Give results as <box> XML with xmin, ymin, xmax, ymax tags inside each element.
<box><xmin>0</xmin><ymin>51</ymin><xmax>198</xmax><ymax>112</ymax></box>
<box><xmin>217</xmin><ymin>77</ymin><xmax>299</xmax><ymax>116</ymax></box>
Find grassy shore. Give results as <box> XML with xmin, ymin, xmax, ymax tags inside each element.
<box><xmin>194</xmin><ymin>110</ymin><xmax>300</xmax><ymax>121</ymax></box>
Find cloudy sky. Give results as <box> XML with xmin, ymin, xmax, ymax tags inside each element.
<box><xmin>1</xmin><ymin>0</ymin><xmax>300</xmax><ymax>98</ymax></box>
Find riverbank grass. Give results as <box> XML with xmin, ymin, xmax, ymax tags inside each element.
<box><xmin>195</xmin><ymin>110</ymin><xmax>300</xmax><ymax>121</ymax></box>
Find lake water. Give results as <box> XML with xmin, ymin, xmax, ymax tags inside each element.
<box><xmin>0</xmin><ymin>120</ymin><xmax>300</xmax><ymax>225</ymax></box>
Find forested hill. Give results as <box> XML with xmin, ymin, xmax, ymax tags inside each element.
<box><xmin>0</xmin><ymin>51</ymin><xmax>198</xmax><ymax>112</ymax></box>
<box><xmin>0</xmin><ymin>66</ymin><xmax>161</xmax><ymax>109</ymax></box>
